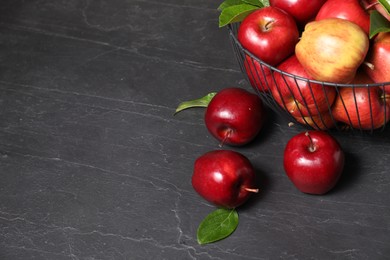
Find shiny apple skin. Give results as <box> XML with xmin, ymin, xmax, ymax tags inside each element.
<box><xmin>332</xmin><ymin>86</ymin><xmax>390</xmax><ymax>130</ymax></box>
<box><xmin>283</xmin><ymin>131</ymin><xmax>345</xmax><ymax>195</ymax></box>
<box><xmin>295</xmin><ymin>18</ymin><xmax>369</xmax><ymax>84</ymax></box>
<box><xmin>271</xmin><ymin>55</ymin><xmax>336</xmax><ymax>117</ymax></box>
<box><xmin>364</xmin><ymin>32</ymin><xmax>390</xmax><ymax>89</ymax></box>
<box><xmin>331</xmin><ymin>70</ymin><xmax>390</xmax><ymax>130</ymax></box>
<box><xmin>270</xmin><ymin>0</ymin><xmax>326</xmax><ymax>25</ymax></box>
<box><xmin>192</xmin><ymin>150</ymin><xmax>257</xmax><ymax>209</ymax></box>
<box><xmin>244</xmin><ymin>55</ymin><xmax>273</xmax><ymax>92</ymax></box>
<box><xmin>237</xmin><ymin>6</ymin><xmax>299</xmax><ymax>66</ymax></box>
<box><xmin>315</xmin><ymin>0</ymin><xmax>370</xmax><ymax>34</ymax></box>
<box><xmin>205</xmin><ymin>87</ymin><xmax>265</xmax><ymax>146</ymax></box>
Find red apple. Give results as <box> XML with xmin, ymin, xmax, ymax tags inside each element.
<box><xmin>270</xmin><ymin>0</ymin><xmax>327</xmax><ymax>26</ymax></box>
<box><xmin>364</xmin><ymin>32</ymin><xmax>390</xmax><ymax>91</ymax></box>
<box><xmin>315</xmin><ymin>0</ymin><xmax>370</xmax><ymax>34</ymax></box>
<box><xmin>205</xmin><ymin>87</ymin><xmax>265</xmax><ymax>146</ymax></box>
<box><xmin>332</xmin><ymin>72</ymin><xmax>390</xmax><ymax>130</ymax></box>
<box><xmin>237</xmin><ymin>6</ymin><xmax>299</xmax><ymax>65</ymax></box>
<box><xmin>270</xmin><ymin>55</ymin><xmax>336</xmax><ymax>117</ymax></box>
<box><xmin>244</xmin><ymin>55</ymin><xmax>273</xmax><ymax>92</ymax></box>
<box><xmin>192</xmin><ymin>150</ymin><xmax>258</xmax><ymax>208</ymax></box>
<box><xmin>284</xmin><ymin>131</ymin><xmax>345</xmax><ymax>195</ymax></box>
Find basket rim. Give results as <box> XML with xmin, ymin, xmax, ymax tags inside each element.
<box><xmin>228</xmin><ymin>23</ymin><xmax>390</xmax><ymax>88</ymax></box>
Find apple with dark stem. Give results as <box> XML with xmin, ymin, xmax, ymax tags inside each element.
<box><xmin>192</xmin><ymin>150</ymin><xmax>258</xmax><ymax>208</ymax></box>
<box><xmin>315</xmin><ymin>0</ymin><xmax>370</xmax><ymax>34</ymax></box>
<box><xmin>270</xmin><ymin>0</ymin><xmax>326</xmax><ymax>26</ymax></box>
<box><xmin>238</xmin><ymin>6</ymin><xmax>299</xmax><ymax>66</ymax></box>
<box><xmin>284</xmin><ymin>131</ymin><xmax>345</xmax><ymax>195</ymax></box>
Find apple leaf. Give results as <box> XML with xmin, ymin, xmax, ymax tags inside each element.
<box><xmin>259</xmin><ymin>0</ymin><xmax>270</xmax><ymax>6</ymax></box>
<box><xmin>174</xmin><ymin>92</ymin><xmax>216</xmax><ymax>114</ymax></box>
<box><xmin>197</xmin><ymin>208</ymin><xmax>239</xmax><ymax>245</ymax></box>
<box><xmin>378</xmin><ymin>0</ymin><xmax>390</xmax><ymax>15</ymax></box>
<box><xmin>219</xmin><ymin>4</ymin><xmax>260</xmax><ymax>27</ymax></box>
<box><xmin>369</xmin><ymin>10</ymin><xmax>390</xmax><ymax>39</ymax></box>
<box><xmin>242</xmin><ymin>0</ymin><xmax>265</xmax><ymax>7</ymax></box>
<box><xmin>218</xmin><ymin>0</ymin><xmax>245</xmax><ymax>11</ymax></box>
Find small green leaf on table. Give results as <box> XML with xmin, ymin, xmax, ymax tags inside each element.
<box><xmin>174</xmin><ymin>92</ymin><xmax>216</xmax><ymax>114</ymax></box>
<box><xmin>369</xmin><ymin>10</ymin><xmax>390</xmax><ymax>39</ymax></box>
<box><xmin>197</xmin><ymin>208</ymin><xmax>239</xmax><ymax>245</ymax></box>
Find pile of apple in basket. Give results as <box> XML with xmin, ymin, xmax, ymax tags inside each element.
<box><xmin>221</xmin><ymin>0</ymin><xmax>390</xmax><ymax>131</ymax></box>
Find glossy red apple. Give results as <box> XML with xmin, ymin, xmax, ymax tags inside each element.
<box><xmin>332</xmin><ymin>72</ymin><xmax>390</xmax><ymax>130</ymax></box>
<box><xmin>284</xmin><ymin>131</ymin><xmax>345</xmax><ymax>195</ymax></box>
<box><xmin>315</xmin><ymin>0</ymin><xmax>370</xmax><ymax>34</ymax></box>
<box><xmin>237</xmin><ymin>6</ymin><xmax>299</xmax><ymax>65</ymax></box>
<box><xmin>270</xmin><ymin>55</ymin><xmax>336</xmax><ymax>117</ymax></box>
<box><xmin>192</xmin><ymin>150</ymin><xmax>258</xmax><ymax>208</ymax></box>
<box><xmin>270</xmin><ymin>0</ymin><xmax>326</xmax><ymax>26</ymax></box>
<box><xmin>244</xmin><ymin>55</ymin><xmax>273</xmax><ymax>92</ymax></box>
<box><xmin>364</xmin><ymin>32</ymin><xmax>390</xmax><ymax>91</ymax></box>
<box><xmin>205</xmin><ymin>88</ymin><xmax>265</xmax><ymax>146</ymax></box>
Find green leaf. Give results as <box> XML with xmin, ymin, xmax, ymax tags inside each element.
<box><xmin>369</xmin><ymin>10</ymin><xmax>390</xmax><ymax>39</ymax></box>
<box><xmin>174</xmin><ymin>92</ymin><xmax>217</xmax><ymax>114</ymax></box>
<box><xmin>197</xmin><ymin>208</ymin><xmax>239</xmax><ymax>245</ymax></box>
<box><xmin>218</xmin><ymin>0</ymin><xmax>266</xmax><ymax>11</ymax></box>
<box><xmin>242</xmin><ymin>0</ymin><xmax>264</xmax><ymax>7</ymax></box>
<box><xmin>219</xmin><ymin>4</ymin><xmax>260</xmax><ymax>28</ymax></box>
<box><xmin>259</xmin><ymin>0</ymin><xmax>270</xmax><ymax>6</ymax></box>
<box><xmin>218</xmin><ymin>0</ymin><xmax>245</xmax><ymax>11</ymax></box>
<box><xmin>378</xmin><ymin>0</ymin><xmax>390</xmax><ymax>15</ymax></box>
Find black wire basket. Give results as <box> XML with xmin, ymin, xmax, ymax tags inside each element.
<box><xmin>228</xmin><ymin>23</ymin><xmax>390</xmax><ymax>133</ymax></box>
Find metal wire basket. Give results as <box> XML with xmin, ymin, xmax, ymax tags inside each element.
<box><xmin>228</xmin><ymin>23</ymin><xmax>390</xmax><ymax>133</ymax></box>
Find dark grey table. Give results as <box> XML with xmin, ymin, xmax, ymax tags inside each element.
<box><xmin>1</xmin><ymin>1</ymin><xmax>389</xmax><ymax>259</ymax></box>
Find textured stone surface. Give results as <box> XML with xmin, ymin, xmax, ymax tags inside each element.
<box><xmin>0</xmin><ymin>1</ymin><xmax>390</xmax><ymax>259</ymax></box>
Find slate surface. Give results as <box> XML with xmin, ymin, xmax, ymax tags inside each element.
<box><xmin>0</xmin><ymin>1</ymin><xmax>389</xmax><ymax>259</ymax></box>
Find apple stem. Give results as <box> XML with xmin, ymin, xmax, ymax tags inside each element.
<box><xmin>219</xmin><ymin>129</ymin><xmax>232</xmax><ymax>147</ymax></box>
<box><xmin>305</xmin><ymin>131</ymin><xmax>316</xmax><ymax>152</ymax></box>
<box><xmin>244</xmin><ymin>188</ymin><xmax>259</xmax><ymax>193</ymax></box>
<box><xmin>263</xmin><ymin>20</ymin><xmax>274</xmax><ymax>31</ymax></box>
<box><xmin>364</xmin><ymin>2</ymin><xmax>379</xmax><ymax>11</ymax></box>
<box><xmin>364</xmin><ymin>61</ymin><xmax>375</xmax><ymax>71</ymax></box>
